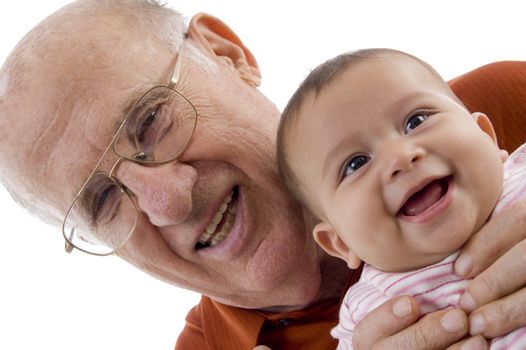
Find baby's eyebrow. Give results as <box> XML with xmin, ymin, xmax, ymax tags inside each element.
<box><xmin>387</xmin><ymin>91</ymin><xmax>431</xmax><ymax>116</ymax></box>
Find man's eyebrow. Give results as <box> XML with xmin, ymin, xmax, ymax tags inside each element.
<box><xmin>112</xmin><ymin>84</ymin><xmax>157</xmax><ymax>135</ymax></box>
<box><xmin>112</xmin><ymin>88</ymin><xmax>146</xmax><ymax>134</ymax></box>
<box><xmin>123</xmin><ymin>87</ymin><xmax>173</xmax><ymax>143</ymax></box>
<box><xmin>77</xmin><ymin>181</ymin><xmax>97</xmax><ymax>224</ymax></box>
<box><xmin>112</xmin><ymin>48</ymin><xmax>180</xmax><ymax>134</ymax></box>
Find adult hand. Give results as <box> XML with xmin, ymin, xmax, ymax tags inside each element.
<box><xmin>352</xmin><ymin>296</ymin><xmax>489</xmax><ymax>349</ymax></box>
<box><xmin>456</xmin><ymin>199</ymin><xmax>526</xmax><ymax>338</ymax></box>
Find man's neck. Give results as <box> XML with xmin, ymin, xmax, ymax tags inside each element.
<box><xmin>259</xmin><ymin>253</ymin><xmax>350</xmax><ymax>313</ymax></box>
<box><xmin>315</xmin><ymin>253</ymin><xmax>350</xmax><ymax>302</ymax></box>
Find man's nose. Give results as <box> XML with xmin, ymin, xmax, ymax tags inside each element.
<box><xmin>382</xmin><ymin>140</ymin><xmax>426</xmax><ymax>182</ymax></box>
<box><xmin>116</xmin><ymin>161</ymin><xmax>198</xmax><ymax>227</ymax></box>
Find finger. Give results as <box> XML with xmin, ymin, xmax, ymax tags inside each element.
<box><xmin>371</xmin><ymin>308</ymin><xmax>468</xmax><ymax>350</ymax></box>
<box><xmin>459</xmin><ymin>239</ymin><xmax>526</xmax><ymax>312</ymax></box>
<box><xmin>446</xmin><ymin>335</ymin><xmax>488</xmax><ymax>350</ymax></box>
<box><xmin>353</xmin><ymin>296</ymin><xmax>420</xmax><ymax>350</ymax></box>
<box><xmin>454</xmin><ymin>199</ymin><xmax>526</xmax><ymax>278</ymax></box>
<box><xmin>252</xmin><ymin>346</ymin><xmax>271</xmax><ymax>350</ymax></box>
<box><xmin>467</xmin><ymin>287</ymin><xmax>526</xmax><ymax>338</ymax></box>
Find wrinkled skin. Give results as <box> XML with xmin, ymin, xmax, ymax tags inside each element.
<box><xmin>1</xmin><ymin>2</ymin><xmax>526</xmax><ymax>349</ymax></box>
<box><xmin>0</xmin><ymin>5</ymin><xmax>346</xmax><ymax>310</ymax></box>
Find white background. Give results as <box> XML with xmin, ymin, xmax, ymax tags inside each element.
<box><xmin>0</xmin><ymin>1</ymin><xmax>524</xmax><ymax>349</ymax></box>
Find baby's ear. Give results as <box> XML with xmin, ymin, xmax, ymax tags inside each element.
<box><xmin>472</xmin><ymin>112</ymin><xmax>497</xmax><ymax>144</ymax></box>
<box><xmin>313</xmin><ymin>221</ymin><xmax>362</xmax><ymax>269</ymax></box>
<box><xmin>472</xmin><ymin>112</ymin><xmax>508</xmax><ymax>162</ymax></box>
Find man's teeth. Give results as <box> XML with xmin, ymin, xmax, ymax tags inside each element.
<box><xmin>198</xmin><ymin>190</ymin><xmax>236</xmax><ymax>247</ymax></box>
<box><xmin>210</xmin><ymin>213</ymin><xmax>235</xmax><ymax>246</ymax></box>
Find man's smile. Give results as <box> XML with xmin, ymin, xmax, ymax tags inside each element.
<box><xmin>195</xmin><ymin>186</ymin><xmax>238</xmax><ymax>249</ymax></box>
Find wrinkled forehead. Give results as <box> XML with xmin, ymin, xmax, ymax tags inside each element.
<box><xmin>54</xmin><ymin>29</ymin><xmax>175</xmax><ymax>180</ymax></box>
<box><xmin>1</xmin><ymin>11</ymin><xmax>177</xmax><ymax>216</ymax></box>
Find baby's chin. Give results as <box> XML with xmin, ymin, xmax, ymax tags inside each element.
<box><xmin>369</xmin><ymin>246</ymin><xmax>461</xmax><ymax>273</ymax></box>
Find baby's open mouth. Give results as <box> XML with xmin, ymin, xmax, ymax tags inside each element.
<box><xmin>398</xmin><ymin>177</ymin><xmax>450</xmax><ymax>217</ymax></box>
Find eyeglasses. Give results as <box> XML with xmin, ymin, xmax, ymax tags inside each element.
<box><xmin>61</xmin><ymin>35</ymin><xmax>197</xmax><ymax>256</ymax></box>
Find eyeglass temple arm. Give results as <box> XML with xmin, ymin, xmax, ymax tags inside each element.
<box><xmin>168</xmin><ymin>33</ymin><xmax>187</xmax><ymax>89</ymax></box>
<box><xmin>64</xmin><ymin>228</ymin><xmax>75</xmax><ymax>253</ymax></box>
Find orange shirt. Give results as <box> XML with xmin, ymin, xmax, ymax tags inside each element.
<box><xmin>176</xmin><ymin>61</ymin><xmax>526</xmax><ymax>350</ymax></box>
<box><xmin>449</xmin><ymin>61</ymin><xmax>526</xmax><ymax>153</ymax></box>
<box><xmin>176</xmin><ymin>268</ymin><xmax>362</xmax><ymax>350</ymax></box>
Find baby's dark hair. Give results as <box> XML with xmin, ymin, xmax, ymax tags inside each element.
<box><xmin>276</xmin><ymin>48</ymin><xmax>462</xmax><ymax>215</ymax></box>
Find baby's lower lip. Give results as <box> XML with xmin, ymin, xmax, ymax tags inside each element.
<box><xmin>398</xmin><ymin>176</ymin><xmax>453</xmax><ymax>223</ymax></box>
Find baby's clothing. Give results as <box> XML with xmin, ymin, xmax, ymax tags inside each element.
<box><xmin>333</xmin><ymin>143</ymin><xmax>526</xmax><ymax>350</ymax></box>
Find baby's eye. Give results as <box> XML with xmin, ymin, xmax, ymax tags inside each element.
<box><xmin>404</xmin><ymin>111</ymin><xmax>429</xmax><ymax>134</ymax></box>
<box><xmin>342</xmin><ymin>155</ymin><xmax>370</xmax><ymax>179</ymax></box>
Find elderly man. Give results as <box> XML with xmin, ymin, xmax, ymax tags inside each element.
<box><xmin>1</xmin><ymin>1</ymin><xmax>526</xmax><ymax>349</ymax></box>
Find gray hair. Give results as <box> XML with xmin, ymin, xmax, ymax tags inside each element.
<box><xmin>82</xmin><ymin>0</ymin><xmax>218</xmax><ymax>71</ymax></box>
<box><xmin>3</xmin><ymin>0</ymin><xmax>216</xmax><ymax>91</ymax></box>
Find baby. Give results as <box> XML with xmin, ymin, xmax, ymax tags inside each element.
<box><xmin>276</xmin><ymin>49</ymin><xmax>526</xmax><ymax>349</ymax></box>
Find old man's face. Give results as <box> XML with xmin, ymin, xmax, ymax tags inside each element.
<box><xmin>0</xmin><ymin>6</ymin><xmax>322</xmax><ymax>308</ymax></box>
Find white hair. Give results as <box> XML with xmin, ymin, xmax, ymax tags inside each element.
<box><xmin>2</xmin><ymin>0</ymin><xmax>216</xmax><ymax>91</ymax></box>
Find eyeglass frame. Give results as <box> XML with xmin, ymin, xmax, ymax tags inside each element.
<box><xmin>61</xmin><ymin>33</ymin><xmax>196</xmax><ymax>256</ymax></box>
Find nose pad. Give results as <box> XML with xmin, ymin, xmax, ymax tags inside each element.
<box><xmin>116</xmin><ymin>161</ymin><xmax>198</xmax><ymax>227</ymax></box>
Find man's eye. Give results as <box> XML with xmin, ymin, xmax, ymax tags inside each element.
<box><xmin>93</xmin><ymin>185</ymin><xmax>120</xmax><ymax>224</ymax></box>
<box><xmin>136</xmin><ymin>108</ymin><xmax>159</xmax><ymax>143</ymax></box>
<box><xmin>404</xmin><ymin>111</ymin><xmax>429</xmax><ymax>134</ymax></box>
<box><xmin>342</xmin><ymin>155</ymin><xmax>370</xmax><ymax>179</ymax></box>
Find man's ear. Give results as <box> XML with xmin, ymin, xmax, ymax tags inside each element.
<box><xmin>472</xmin><ymin>112</ymin><xmax>509</xmax><ymax>161</ymax></box>
<box><xmin>313</xmin><ymin>221</ymin><xmax>362</xmax><ymax>269</ymax></box>
<box><xmin>188</xmin><ymin>13</ymin><xmax>261</xmax><ymax>87</ymax></box>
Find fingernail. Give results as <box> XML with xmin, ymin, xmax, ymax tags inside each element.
<box><xmin>460</xmin><ymin>292</ymin><xmax>478</xmax><ymax>312</ymax></box>
<box><xmin>469</xmin><ymin>313</ymin><xmax>486</xmax><ymax>335</ymax></box>
<box><xmin>393</xmin><ymin>297</ymin><xmax>412</xmax><ymax>318</ymax></box>
<box><xmin>441</xmin><ymin>309</ymin><xmax>466</xmax><ymax>333</ymax></box>
<box><xmin>455</xmin><ymin>255</ymin><xmax>473</xmax><ymax>276</ymax></box>
<box><xmin>460</xmin><ymin>336</ymin><xmax>487</xmax><ymax>350</ymax></box>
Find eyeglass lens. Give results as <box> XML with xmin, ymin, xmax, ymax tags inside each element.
<box><xmin>63</xmin><ymin>87</ymin><xmax>196</xmax><ymax>255</ymax></box>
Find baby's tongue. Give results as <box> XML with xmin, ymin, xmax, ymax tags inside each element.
<box><xmin>401</xmin><ymin>180</ymin><xmax>446</xmax><ymax>216</ymax></box>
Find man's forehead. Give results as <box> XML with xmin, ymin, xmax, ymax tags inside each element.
<box><xmin>0</xmin><ymin>0</ymin><xmax>185</xmax><ymax>221</ymax></box>
<box><xmin>7</xmin><ymin>70</ymin><xmax>131</xmax><ymax>209</ymax></box>
<box><xmin>0</xmin><ymin>71</ymin><xmax>9</xmax><ymax>97</ymax></box>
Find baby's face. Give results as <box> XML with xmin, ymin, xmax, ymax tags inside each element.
<box><xmin>287</xmin><ymin>55</ymin><xmax>504</xmax><ymax>272</ymax></box>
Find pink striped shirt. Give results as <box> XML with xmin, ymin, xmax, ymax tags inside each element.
<box><xmin>333</xmin><ymin>143</ymin><xmax>526</xmax><ymax>350</ymax></box>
